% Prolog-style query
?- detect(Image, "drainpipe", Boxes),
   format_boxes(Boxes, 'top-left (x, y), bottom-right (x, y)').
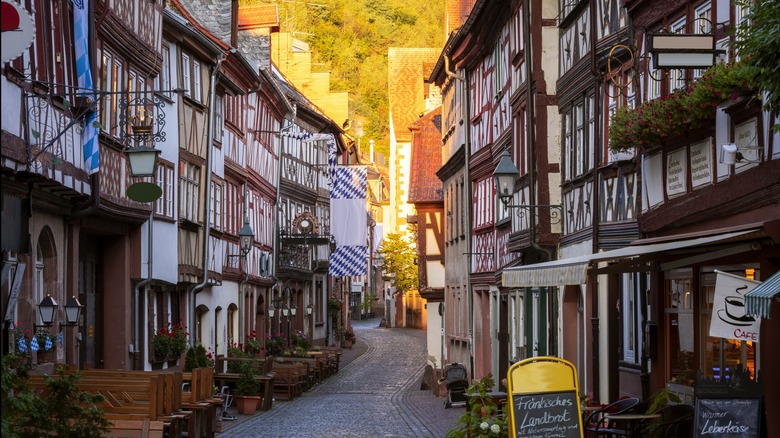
top-left (189, 53), bottom-right (223, 346)
top-left (588, 0), bottom-right (601, 403)
top-left (445, 53), bottom-right (473, 379)
top-left (133, 209), bottom-right (153, 369)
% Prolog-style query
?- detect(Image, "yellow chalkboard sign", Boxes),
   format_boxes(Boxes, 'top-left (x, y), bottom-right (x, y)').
top-left (507, 356), bottom-right (583, 438)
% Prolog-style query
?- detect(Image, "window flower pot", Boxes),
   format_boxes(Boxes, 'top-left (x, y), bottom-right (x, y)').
top-left (36, 348), bottom-right (56, 364)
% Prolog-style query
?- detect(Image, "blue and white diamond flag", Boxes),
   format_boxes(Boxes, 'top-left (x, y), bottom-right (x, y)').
top-left (17, 337), bottom-right (28, 353)
top-left (330, 166), bottom-right (367, 276)
top-left (30, 335), bottom-right (39, 352)
top-left (44, 335), bottom-right (53, 351)
top-left (57, 331), bottom-right (63, 347)
top-left (72, 0), bottom-right (99, 174)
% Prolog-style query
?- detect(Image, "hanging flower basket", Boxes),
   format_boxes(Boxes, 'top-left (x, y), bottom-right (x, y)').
top-left (609, 60), bottom-right (757, 152)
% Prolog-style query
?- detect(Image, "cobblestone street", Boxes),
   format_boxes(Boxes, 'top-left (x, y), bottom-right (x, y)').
top-left (218, 318), bottom-right (463, 437)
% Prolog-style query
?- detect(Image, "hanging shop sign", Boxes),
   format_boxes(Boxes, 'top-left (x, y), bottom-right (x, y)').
top-left (1, 1), bottom-right (35, 65)
top-left (710, 270), bottom-right (761, 342)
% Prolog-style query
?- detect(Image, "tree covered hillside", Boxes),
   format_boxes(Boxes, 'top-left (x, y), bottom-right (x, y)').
top-left (274, 0), bottom-right (445, 155)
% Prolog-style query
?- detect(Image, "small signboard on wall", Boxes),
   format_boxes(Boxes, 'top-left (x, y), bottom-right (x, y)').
top-left (695, 366), bottom-right (763, 438)
top-left (694, 398), bottom-right (760, 437)
top-left (507, 356), bottom-right (583, 438)
top-left (666, 147), bottom-right (688, 197)
top-left (690, 139), bottom-right (713, 189)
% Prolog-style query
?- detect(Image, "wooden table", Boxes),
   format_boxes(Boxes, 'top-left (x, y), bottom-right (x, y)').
top-left (604, 413), bottom-right (661, 437)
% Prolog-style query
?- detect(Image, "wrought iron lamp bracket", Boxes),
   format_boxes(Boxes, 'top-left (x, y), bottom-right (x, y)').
top-left (23, 87), bottom-right (180, 167)
top-left (504, 203), bottom-right (564, 225)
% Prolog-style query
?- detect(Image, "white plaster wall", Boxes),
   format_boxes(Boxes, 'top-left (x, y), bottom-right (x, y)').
top-left (426, 303), bottom-right (443, 369)
top-left (146, 220), bottom-right (178, 284)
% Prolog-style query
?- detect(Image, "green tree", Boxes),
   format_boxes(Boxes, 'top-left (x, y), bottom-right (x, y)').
top-left (276, 0), bottom-right (444, 152)
top-left (732, 0), bottom-right (780, 130)
top-left (377, 232), bottom-right (418, 295)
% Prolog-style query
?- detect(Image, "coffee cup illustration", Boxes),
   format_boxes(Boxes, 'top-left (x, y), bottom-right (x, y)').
top-left (725, 296), bottom-right (746, 319)
top-left (718, 295), bottom-right (755, 325)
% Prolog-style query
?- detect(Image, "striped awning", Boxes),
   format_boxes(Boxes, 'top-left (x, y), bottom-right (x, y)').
top-left (502, 256), bottom-right (591, 288)
top-left (745, 270), bottom-right (780, 319)
top-left (502, 229), bottom-right (761, 288)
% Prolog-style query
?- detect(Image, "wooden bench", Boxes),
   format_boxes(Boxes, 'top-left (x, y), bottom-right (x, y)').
top-left (286, 356), bottom-right (327, 383)
top-left (29, 371), bottom-right (182, 438)
top-left (318, 347), bottom-right (343, 373)
top-left (181, 368), bottom-right (221, 437)
top-left (269, 361), bottom-right (307, 400)
top-left (103, 418), bottom-right (165, 438)
top-left (310, 349), bottom-right (341, 376)
top-left (64, 368), bottom-right (194, 435)
top-left (275, 357), bottom-right (319, 390)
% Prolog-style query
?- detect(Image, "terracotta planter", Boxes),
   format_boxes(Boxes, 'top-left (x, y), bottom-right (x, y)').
top-left (235, 395), bottom-right (260, 414)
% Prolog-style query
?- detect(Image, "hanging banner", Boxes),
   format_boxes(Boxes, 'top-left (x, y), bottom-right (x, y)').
top-left (709, 270), bottom-right (761, 342)
top-left (330, 165), bottom-right (367, 276)
top-left (72, 0), bottom-right (99, 174)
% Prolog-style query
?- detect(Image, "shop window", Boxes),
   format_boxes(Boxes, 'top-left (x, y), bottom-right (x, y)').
top-left (664, 269), bottom-right (695, 386)
top-left (622, 272), bottom-right (647, 364)
top-left (700, 268), bottom-right (757, 382)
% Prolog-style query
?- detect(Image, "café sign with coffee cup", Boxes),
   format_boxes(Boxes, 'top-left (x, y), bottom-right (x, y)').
top-left (709, 270), bottom-right (761, 342)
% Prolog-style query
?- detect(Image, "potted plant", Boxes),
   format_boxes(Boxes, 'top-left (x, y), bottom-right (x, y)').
top-left (264, 332), bottom-right (284, 356)
top-left (290, 330), bottom-right (311, 350)
top-left (233, 361), bottom-right (261, 414)
top-left (244, 330), bottom-right (262, 356)
top-left (152, 326), bottom-right (171, 361)
top-left (227, 342), bottom-right (245, 373)
top-left (342, 327), bottom-right (355, 348)
top-left (446, 374), bottom-right (508, 437)
top-left (169, 323), bottom-right (189, 359)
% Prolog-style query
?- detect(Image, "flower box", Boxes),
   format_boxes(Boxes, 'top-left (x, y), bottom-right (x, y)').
top-left (609, 61), bottom-right (757, 152)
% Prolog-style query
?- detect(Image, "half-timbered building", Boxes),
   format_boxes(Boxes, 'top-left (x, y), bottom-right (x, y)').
top-left (274, 72), bottom-right (345, 348)
top-left (409, 107), bottom-right (445, 368)
top-left (429, 0), bottom-right (474, 378)
top-left (620, 0), bottom-right (780, 427)
top-left (165, 0), bottom-right (291, 361)
top-left (1, 0), bottom-right (166, 370)
top-left (432, 0), bottom-right (560, 385)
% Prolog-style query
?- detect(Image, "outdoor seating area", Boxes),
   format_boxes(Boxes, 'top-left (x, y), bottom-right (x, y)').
top-left (584, 397), bottom-right (694, 438)
top-left (214, 347), bottom-right (343, 407)
top-left (28, 366), bottom-right (222, 438)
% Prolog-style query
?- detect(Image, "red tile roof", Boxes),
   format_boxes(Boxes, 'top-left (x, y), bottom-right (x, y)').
top-left (388, 48), bottom-right (441, 143)
top-left (408, 107), bottom-right (443, 203)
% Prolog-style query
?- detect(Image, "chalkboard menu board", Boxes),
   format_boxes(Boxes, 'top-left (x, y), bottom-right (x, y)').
top-left (694, 398), bottom-right (760, 438)
top-left (511, 391), bottom-right (580, 438)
